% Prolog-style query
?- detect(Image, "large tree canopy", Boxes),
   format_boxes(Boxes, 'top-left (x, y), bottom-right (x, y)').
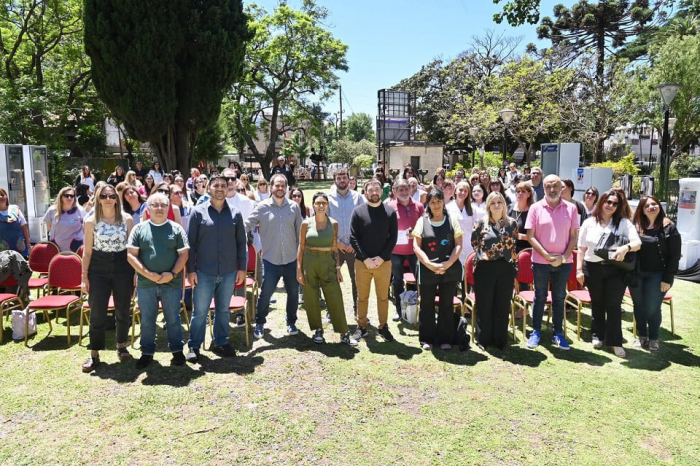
top-left (84, 0), bottom-right (251, 171)
top-left (229, 0), bottom-right (348, 179)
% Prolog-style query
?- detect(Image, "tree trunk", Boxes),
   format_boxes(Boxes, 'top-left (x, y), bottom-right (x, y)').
top-left (151, 124), bottom-right (191, 173)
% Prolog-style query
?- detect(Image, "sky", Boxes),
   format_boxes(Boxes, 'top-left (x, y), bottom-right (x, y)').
top-left (248, 0), bottom-right (562, 121)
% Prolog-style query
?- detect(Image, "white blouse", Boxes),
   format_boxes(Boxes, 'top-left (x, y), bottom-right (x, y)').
top-left (93, 221), bottom-right (128, 252)
top-left (578, 217), bottom-right (640, 262)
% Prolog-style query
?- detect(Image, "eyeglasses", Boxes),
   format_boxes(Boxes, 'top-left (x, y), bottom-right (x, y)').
top-left (605, 200), bottom-right (619, 207)
top-left (195, 181), bottom-right (203, 185)
top-left (172, 191), bottom-right (183, 196)
top-left (149, 203), bottom-right (168, 209)
top-left (259, 183), bottom-right (267, 187)
top-left (584, 192), bottom-right (594, 197)
top-left (237, 188), bottom-right (247, 193)
top-left (157, 189), bottom-right (170, 194)
top-left (314, 201), bottom-right (328, 206)
top-left (224, 176), bottom-right (236, 182)
top-left (99, 194), bottom-right (118, 200)
top-left (62, 194), bottom-right (75, 199)
top-left (292, 194), bottom-right (303, 199)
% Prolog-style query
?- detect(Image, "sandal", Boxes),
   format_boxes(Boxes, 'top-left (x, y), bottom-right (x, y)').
top-left (82, 356), bottom-right (100, 373)
top-left (117, 347), bottom-right (131, 360)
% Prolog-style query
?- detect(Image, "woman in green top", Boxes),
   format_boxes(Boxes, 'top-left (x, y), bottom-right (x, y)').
top-left (297, 192), bottom-right (357, 346)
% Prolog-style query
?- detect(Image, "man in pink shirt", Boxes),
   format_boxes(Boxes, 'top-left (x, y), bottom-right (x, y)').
top-left (525, 174), bottom-right (580, 350)
top-left (388, 178), bottom-right (424, 321)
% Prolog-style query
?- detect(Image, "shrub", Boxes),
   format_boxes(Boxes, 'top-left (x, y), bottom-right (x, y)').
top-left (591, 153), bottom-right (639, 178)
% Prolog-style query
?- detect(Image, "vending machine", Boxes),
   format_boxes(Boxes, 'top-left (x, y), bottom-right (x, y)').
top-left (541, 143), bottom-right (581, 179)
top-left (0, 144), bottom-right (50, 243)
top-left (572, 167), bottom-right (613, 202)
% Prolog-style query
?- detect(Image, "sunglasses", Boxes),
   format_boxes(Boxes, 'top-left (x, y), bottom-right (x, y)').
top-left (584, 192), bottom-right (594, 196)
top-left (314, 201), bottom-right (328, 206)
top-left (99, 194), bottom-right (118, 200)
top-left (195, 181), bottom-right (203, 185)
top-left (172, 191), bottom-right (183, 195)
top-left (237, 188), bottom-right (247, 193)
top-left (157, 189), bottom-right (170, 194)
top-left (605, 200), bottom-right (619, 207)
top-left (62, 194), bottom-right (75, 199)
top-left (259, 183), bottom-right (267, 187)
top-left (292, 194), bottom-right (303, 198)
top-left (224, 176), bottom-right (236, 182)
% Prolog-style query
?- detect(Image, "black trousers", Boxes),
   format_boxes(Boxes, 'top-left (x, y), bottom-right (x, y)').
top-left (584, 261), bottom-right (626, 346)
top-left (419, 280), bottom-right (458, 345)
top-left (474, 259), bottom-right (516, 348)
top-left (87, 250), bottom-right (135, 350)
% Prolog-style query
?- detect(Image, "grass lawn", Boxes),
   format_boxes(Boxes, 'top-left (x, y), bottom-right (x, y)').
top-left (1, 180), bottom-right (699, 465)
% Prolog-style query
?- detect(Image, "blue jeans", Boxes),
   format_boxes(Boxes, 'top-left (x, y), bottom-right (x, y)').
top-left (391, 253), bottom-right (417, 313)
top-left (188, 271), bottom-right (238, 349)
top-left (629, 271), bottom-right (665, 340)
top-left (256, 259), bottom-right (298, 326)
top-left (532, 262), bottom-right (571, 334)
top-left (137, 285), bottom-right (184, 356)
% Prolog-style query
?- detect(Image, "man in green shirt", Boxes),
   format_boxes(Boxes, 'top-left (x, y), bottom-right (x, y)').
top-left (127, 192), bottom-right (190, 369)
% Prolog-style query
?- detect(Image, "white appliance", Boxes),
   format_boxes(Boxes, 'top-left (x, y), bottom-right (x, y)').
top-left (572, 167), bottom-right (613, 202)
top-left (674, 178), bottom-right (700, 270)
top-left (0, 144), bottom-right (50, 243)
top-left (541, 143), bottom-right (580, 179)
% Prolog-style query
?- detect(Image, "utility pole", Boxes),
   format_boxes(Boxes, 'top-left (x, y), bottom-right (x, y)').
top-left (339, 85), bottom-right (344, 138)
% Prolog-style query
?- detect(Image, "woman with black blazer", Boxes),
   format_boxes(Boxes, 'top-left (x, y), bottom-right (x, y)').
top-left (629, 195), bottom-right (681, 351)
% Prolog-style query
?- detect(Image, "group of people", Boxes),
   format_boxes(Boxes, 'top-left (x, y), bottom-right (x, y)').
top-left (0, 157), bottom-right (681, 372)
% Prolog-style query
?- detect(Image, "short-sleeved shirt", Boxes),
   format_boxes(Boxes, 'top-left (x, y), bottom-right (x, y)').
top-left (43, 207), bottom-right (85, 252)
top-left (578, 217), bottom-right (640, 263)
top-left (525, 198), bottom-right (580, 264)
top-left (412, 214), bottom-right (464, 242)
top-left (127, 219), bottom-right (189, 289)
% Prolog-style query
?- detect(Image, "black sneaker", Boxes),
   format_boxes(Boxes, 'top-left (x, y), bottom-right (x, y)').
top-left (341, 331), bottom-right (359, 347)
top-left (378, 325), bottom-right (395, 342)
top-left (186, 348), bottom-right (200, 364)
top-left (171, 351), bottom-right (186, 366)
top-left (135, 355), bottom-right (153, 369)
top-left (313, 329), bottom-right (325, 344)
top-left (212, 343), bottom-right (236, 357)
top-left (234, 313), bottom-right (246, 328)
top-left (351, 326), bottom-right (368, 342)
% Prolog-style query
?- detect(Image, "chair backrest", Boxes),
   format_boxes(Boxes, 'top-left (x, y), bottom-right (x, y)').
top-left (515, 249), bottom-right (534, 285)
top-left (246, 244), bottom-right (257, 275)
top-left (47, 253), bottom-right (83, 291)
top-left (567, 250), bottom-right (580, 291)
top-left (76, 244), bottom-right (85, 257)
top-left (0, 275), bottom-right (18, 287)
top-left (465, 252), bottom-right (476, 286)
top-left (29, 242), bottom-right (60, 274)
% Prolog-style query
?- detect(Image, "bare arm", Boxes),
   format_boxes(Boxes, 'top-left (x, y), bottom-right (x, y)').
top-left (296, 222), bottom-right (308, 285)
top-left (81, 217), bottom-right (95, 293)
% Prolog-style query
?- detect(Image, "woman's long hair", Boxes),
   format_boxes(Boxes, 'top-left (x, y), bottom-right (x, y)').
top-left (591, 189), bottom-right (629, 228)
top-left (633, 195), bottom-right (667, 231)
top-left (94, 184), bottom-right (124, 225)
top-left (484, 192), bottom-right (507, 224)
top-left (425, 188), bottom-right (447, 219)
top-left (53, 186), bottom-right (77, 223)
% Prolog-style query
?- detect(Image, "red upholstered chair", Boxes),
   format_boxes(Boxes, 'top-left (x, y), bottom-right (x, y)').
top-left (208, 280), bottom-right (249, 346)
top-left (75, 244), bottom-right (85, 258)
top-left (0, 276), bottom-right (25, 343)
top-left (25, 252), bottom-right (83, 345)
top-left (131, 276), bottom-right (191, 347)
top-left (245, 244), bottom-right (259, 320)
top-left (464, 252), bottom-right (477, 338)
top-left (27, 242), bottom-right (60, 298)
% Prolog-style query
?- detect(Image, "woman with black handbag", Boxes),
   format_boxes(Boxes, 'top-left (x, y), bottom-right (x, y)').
top-left (576, 189), bottom-right (641, 357)
top-left (629, 195), bottom-right (681, 351)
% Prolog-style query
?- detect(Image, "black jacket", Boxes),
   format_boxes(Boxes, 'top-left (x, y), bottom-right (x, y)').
top-left (637, 221), bottom-right (681, 285)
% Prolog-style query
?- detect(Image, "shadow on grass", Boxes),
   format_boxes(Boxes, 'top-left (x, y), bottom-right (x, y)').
top-left (245, 328), bottom-right (359, 361)
top-left (364, 331), bottom-right (422, 360)
top-left (492, 345), bottom-right (548, 367)
top-left (622, 341), bottom-right (700, 371)
top-left (429, 346), bottom-right (489, 366)
top-left (545, 342), bottom-right (613, 366)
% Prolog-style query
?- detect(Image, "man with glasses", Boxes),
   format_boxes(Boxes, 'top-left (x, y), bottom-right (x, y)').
top-left (528, 167), bottom-right (544, 201)
top-left (127, 192), bottom-right (190, 369)
top-left (246, 174), bottom-right (303, 339)
top-left (524, 174), bottom-right (580, 350)
top-left (387, 178), bottom-right (424, 321)
top-left (328, 168), bottom-right (365, 320)
top-left (185, 175), bottom-right (247, 362)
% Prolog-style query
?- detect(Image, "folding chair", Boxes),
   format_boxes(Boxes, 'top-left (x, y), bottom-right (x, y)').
top-left (131, 278), bottom-right (191, 346)
top-left (208, 280), bottom-right (250, 346)
top-left (27, 242), bottom-right (60, 298)
top-left (0, 276), bottom-right (25, 343)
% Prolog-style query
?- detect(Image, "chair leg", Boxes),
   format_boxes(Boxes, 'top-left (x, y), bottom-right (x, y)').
top-left (577, 303), bottom-right (582, 341)
top-left (669, 298), bottom-right (675, 336)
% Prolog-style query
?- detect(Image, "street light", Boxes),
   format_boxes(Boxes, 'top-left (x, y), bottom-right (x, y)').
top-left (499, 108), bottom-right (515, 166)
top-left (657, 83), bottom-right (681, 201)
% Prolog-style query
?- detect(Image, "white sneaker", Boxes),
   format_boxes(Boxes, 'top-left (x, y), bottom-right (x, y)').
top-left (591, 336), bottom-right (603, 349)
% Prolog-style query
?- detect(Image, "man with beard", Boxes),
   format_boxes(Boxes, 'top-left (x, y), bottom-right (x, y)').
top-left (349, 179), bottom-right (398, 343)
top-left (327, 168), bottom-right (364, 319)
top-left (246, 174), bottom-right (303, 339)
top-left (525, 174), bottom-right (580, 350)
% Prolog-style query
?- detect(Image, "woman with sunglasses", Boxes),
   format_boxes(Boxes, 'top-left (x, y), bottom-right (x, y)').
top-left (583, 187), bottom-right (599, 215)
top-left (149, 162), bottom-right (164, 184)
top-left (124, 170), bottom-right (142, 188)
top-left (289, 187), bottom-right (310, 219)
top-left (81, 184), bottom-right (135, 372)
top-left (629, 195), bottom-right (681, 351)
top-left (191, 176), bottom-right (207, 204)
top-left (297, 192), bottom-right (356, 345)
top-left (141, 182), bottom-right (182, 226)
top-left (577, 189), bottom-right (641, 358)
top-left (42, 186), bottom-right (85, 252)
top-left (255, 178), bottom-right (270, 202)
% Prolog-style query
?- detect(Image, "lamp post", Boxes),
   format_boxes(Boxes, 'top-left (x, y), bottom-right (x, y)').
top-left (499, 108), bottom-right (515, 167)
top-left (657, 83), bottom-right (681, 201)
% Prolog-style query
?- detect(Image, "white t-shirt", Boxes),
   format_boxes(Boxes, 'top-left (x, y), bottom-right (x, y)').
top-left (446, 200), bottom-right (474, 264)
top-left (578, 217), bottom-right (640, 262)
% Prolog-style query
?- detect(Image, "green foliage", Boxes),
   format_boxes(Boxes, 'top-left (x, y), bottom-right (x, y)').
top-left (84, 0), bottom-right (251, 172)
top-left (193, 119), bottom-right (227, 163)
top-left (48, 150), bottom-right (71, 196)
top-left (493, 0), bottom-right (543, 25)
top-left (76, 124), bottom-right (106, 157)
top-left (353, 154), bottom-right (374, 169)
top-left (228, 1), bottom-right (348, 179)
top-left (282, 132), bottom-right (310, 166)
top-left (591, 154), bottom-right (640, 178)
top-left (344, 113), bottom-right (375, 142)
top-left (329, 138), bottom-right (375, 166)
top-left (671, 153), bottom-right (700, 178)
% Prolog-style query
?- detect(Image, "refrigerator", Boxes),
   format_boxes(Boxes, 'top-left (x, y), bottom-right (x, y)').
top-left (0, 144), bottom-right (50, 243)
top-left (573, 167), bottom-right (613, 202)
top-left (541, 143), bottom-right (580, 179)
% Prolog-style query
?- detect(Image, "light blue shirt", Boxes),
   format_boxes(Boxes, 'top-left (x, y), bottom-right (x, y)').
top-left (328, 189), bottom-right (364, 245)
top-left (245, 197), bottom-right (302, 265)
